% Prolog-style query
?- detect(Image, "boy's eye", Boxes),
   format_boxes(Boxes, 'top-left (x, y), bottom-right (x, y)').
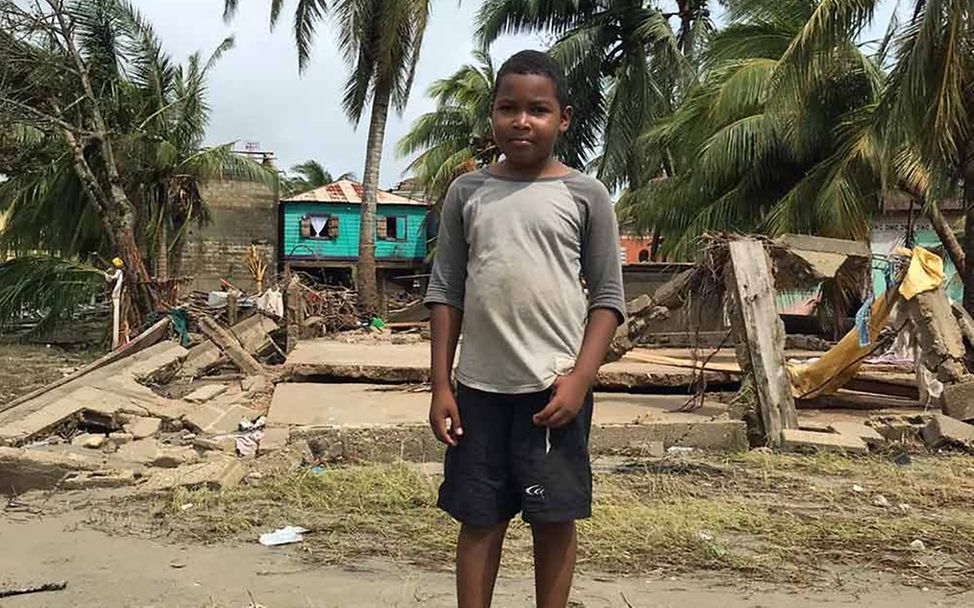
top-left (531, 105), bottom-right (550, 114)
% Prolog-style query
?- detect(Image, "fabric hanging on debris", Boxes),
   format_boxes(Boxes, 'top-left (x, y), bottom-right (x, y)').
top-left (854, 293), bottom-right (875, 347)
top-left (788, 246), bottom-right (946, 400)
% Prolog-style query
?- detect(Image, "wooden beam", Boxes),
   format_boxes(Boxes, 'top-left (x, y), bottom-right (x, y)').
top-left (726, 238), bottom-right (798, 447)
top-left (198, 315), bottom-right (263, 375)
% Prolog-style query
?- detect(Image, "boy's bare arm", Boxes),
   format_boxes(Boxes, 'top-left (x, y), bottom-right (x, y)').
top-left (533, 308), bottom-right (619, 428)
top-left (429, 303), bottom-right (464, 445)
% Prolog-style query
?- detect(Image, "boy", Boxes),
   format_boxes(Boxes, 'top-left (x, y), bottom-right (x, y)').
top-left (424, 50), bottom-right (625, 608)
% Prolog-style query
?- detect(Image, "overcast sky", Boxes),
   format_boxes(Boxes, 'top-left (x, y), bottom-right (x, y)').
top-left (139, 1), bottom-right (899, 190)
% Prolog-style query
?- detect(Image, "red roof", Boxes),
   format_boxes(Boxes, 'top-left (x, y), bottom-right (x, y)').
top-left (282, 179), bottom-right (428, 206)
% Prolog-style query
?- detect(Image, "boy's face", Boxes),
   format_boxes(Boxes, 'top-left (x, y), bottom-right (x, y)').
top-left (491, 73), bottom-right (571, 168)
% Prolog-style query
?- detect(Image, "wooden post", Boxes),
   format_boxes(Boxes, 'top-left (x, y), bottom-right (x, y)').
top-left (285, 276), bottom-right (304, 354)
top-left (226, 290), bottom-right (239, 326)
top-left (726, 239), bottom-right (798, 447)
top-left (198, 315), bottom-right (263, 375)
top-left (909, 287), bottom-right (969, 385)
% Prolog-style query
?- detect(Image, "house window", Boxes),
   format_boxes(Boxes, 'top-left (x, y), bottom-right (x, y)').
top-left (378, 215), bottom-right (407, 241)
top-left (300, 214), bottom-right (339, 240)
top-left (638, 249), bottom-right (650, 262)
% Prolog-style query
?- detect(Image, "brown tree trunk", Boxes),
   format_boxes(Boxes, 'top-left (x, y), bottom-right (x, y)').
top-left (926, 199), bottom-right (965, 273)
top-left (963, 161), bottom-right (974, 314)
top-left (356, 84), bottom-right (391, 316)
top-left (156, 217), bottom-right (168, 280)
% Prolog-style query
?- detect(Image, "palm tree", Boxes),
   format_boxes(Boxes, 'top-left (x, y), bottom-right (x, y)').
top-left (226, 0), bottom-right (431, 315)
top-left (476, 0), bottom-right (711, 190)
top-left (396, 50), bottom-right (498, 208)
top-left (283, 160), bottom-right (355, 196)
top-left (0, 0), bottom-right (275, 330)
top-left (618, 0), bottom-right (885, 257)
top-left (767, 0), bottom-right (974, 308)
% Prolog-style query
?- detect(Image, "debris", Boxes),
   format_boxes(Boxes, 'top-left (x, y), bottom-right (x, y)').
top-left (184, 394), bottom-right (259, 435)
top-left (116, 439), bottom-right (197, 468)
top-left (198, 315), bottom-right (263, 375)
top-left (941, 380), bottom-right (974, 422)
top-left (257, 287), bottom-right (284, 318)
top-left (908, 288), bottom-right (968, 384)
top-left (0, 581), bottom-right (67, 599)
top-left (259, 525), bottom-right (309, 547)
top-left (780, 429), bottom-right (868, 454)
top-left (138, 457), bottom-right (245, 492)
top-left (170, 562), bottom-right (186, 569)
top-left (666, 446), bottom-right (694, 455)
top-left (242, 375), bottom-right (269, 395)
top-left (852, 484), bottom-right (865, 493)
top-left (71, 433), bottom-right (106, 449)
top-left (898, 503), bottom-right (913, 514)
top-left (909, 539), bottom-right (926, 551)
top-left (258, 427), bottom-right (290, 454)
top-left (62, 469), bottom-right (137, 490)
top-left (921, 414), bottom-right (974, 450)
top-left (123, 416), bottom-right (161, 440)
top-left (184, 384), bottom-right (229, 404)
top-left (108, 432), bottom-right (134, 445)
top-left (726, 238), bottom-right (798, 446)
top-left (873, 494), bottom-right (890, 508)
top-left (827, 421), bottom-right (887, 448)
top-left (192, 436), bottom-right (237, 453)
top-left (0, 446), bottom-right (99, 493)
top-left (236, 430), bottom-right (263, 458)
top-left (239, 416), bottom-right (266, 432)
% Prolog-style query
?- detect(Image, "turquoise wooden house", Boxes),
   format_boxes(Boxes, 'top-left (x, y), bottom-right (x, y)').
top-left (279, 180), bottom-right (429, 282)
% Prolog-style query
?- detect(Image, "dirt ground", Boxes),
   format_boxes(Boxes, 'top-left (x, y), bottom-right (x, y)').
top-left (0, 343), bottom-right (101, 403)
top-left (1, 509), bottom-right (970, 608)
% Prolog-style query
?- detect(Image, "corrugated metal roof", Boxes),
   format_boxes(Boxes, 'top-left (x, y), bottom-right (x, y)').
top-left (282, 179), bottom-right (428, 206)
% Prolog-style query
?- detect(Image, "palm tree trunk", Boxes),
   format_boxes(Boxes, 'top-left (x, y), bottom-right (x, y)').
top-left (156, 218), bottom-right (169, 280)
top-left (926, 199), bottom-right (964, 273)
top-left (963, 160), bottom-right (974, 313)
top-left (356, 84), bottom-right (391, 316)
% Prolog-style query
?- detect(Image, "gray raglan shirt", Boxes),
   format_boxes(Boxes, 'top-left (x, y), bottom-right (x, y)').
top-left (424, 169), bottom-right (626, 394)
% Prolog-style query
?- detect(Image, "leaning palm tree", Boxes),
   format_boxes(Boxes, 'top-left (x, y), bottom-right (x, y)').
top-left (768, 0), bottom-right (974, 308)
top-left (476, 0), bottom-right (710, 190)
top-left (225, 0), bottom-right (431, 315)
top-left (619, 0), bottom-right (885, 257)
top-left (396, 50), bottom-right (498, 208)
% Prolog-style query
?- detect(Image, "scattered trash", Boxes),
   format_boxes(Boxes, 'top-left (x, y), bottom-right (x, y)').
top-left (170, 561), bottom-right (186, 569)
top-left (897, 503), bottom-right (913, 514)
top-left (666, 446), bottom-right (695, 455)
top-left (239, 416), bottom-right (267, 432)
top-left (180, 503), bottom-right (195, 511)
top-left (873, 495), bottom-right (890, 508)
top-left (852, 484), bottom-right (865, 493)
top-left (257, 287), bottom-right (284, 318)
top-left (259, 526), bottom-right (309, 547)
top-left (697, 531), bottom-right (714, 542)
top-left (236, 431), bottom-right (264, 458)
top-left (909, 539), bottom-right (926, 551)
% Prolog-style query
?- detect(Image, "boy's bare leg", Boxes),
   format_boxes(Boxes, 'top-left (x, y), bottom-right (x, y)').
top-left (532, 521), bottom-right (577, 608)
top-left (457, 521), bottom-right (509, 608)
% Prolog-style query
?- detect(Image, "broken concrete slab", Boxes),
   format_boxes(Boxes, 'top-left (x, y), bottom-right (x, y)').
top-left (922, 414), bottom-right (974, 449)
top-left (827, 421), bottom-right (887, 448)
top-left (942, 381), bottom-right (974, 422)
top-left (0, 446), bottom-right (101, 493)
top-left (184, 384), bottom-right (229, 404)
top-left (126, 341), bottom-right (190, 385)
top-left (192, 436), bottom-right (237, 453)
top-left (0, 385), bottom-right (143, 446)
top-left (183, 391), bottom-right (257, 435)
top-left (138, 457), bottom-right (245, 492)
top-left (259, 427), bottom-right (290, 454)
top-left (62, 469), bottom-right (137, 490)
top-left (123, 416), bottom-right (161, 440)
top-left (116, 439), bottom-right (198, 468)
top-left (282, 341), bottom-right (739, 389)
top-left (71, 433), bottom-right (106, 449)
top-left (108, 432), bottom-right (133, 446)
top-left (780, 429), bottom-right (868, 454)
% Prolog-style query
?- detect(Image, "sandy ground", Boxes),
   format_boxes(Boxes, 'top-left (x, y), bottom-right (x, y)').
top-left (1, 510), bottom-right (970, 608)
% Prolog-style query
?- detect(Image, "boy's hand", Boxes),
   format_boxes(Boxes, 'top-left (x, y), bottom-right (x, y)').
top-left (429, 387), bottom-right (463, 446)
top-left (533, 373), bottom-right (589, 428)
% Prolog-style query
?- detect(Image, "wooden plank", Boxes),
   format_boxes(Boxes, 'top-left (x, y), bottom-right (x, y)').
top-left (726, 239), bottom-right (798, 446)
top-left (198, 316), bottom-right (263, 376)
top-left (0, 318), bottom-right (170, 415)
top-left (624, 352), bottom-right (743, 374)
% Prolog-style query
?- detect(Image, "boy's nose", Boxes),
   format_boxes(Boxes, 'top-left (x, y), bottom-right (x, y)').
top-left (512, 112), bottom-right (530, 128)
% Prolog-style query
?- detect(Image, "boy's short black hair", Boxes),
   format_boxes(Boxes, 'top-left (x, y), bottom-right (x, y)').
top-left (492, 50), bottom-right (570, 109)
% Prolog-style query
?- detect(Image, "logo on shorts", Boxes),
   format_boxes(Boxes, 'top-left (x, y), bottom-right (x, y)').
top-left (525, 484), bottom-right (545, 498)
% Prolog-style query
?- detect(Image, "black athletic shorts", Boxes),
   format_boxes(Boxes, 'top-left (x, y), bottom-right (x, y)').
top-left (437, 382), bottom-right (594, 527)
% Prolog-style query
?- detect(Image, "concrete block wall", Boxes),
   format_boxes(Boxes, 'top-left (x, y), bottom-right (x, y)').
top-left (177, 179), bottom-right (278, 292)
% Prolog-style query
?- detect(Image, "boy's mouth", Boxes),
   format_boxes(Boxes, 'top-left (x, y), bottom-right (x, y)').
top-left (508, 137), bottom-right (533, 147)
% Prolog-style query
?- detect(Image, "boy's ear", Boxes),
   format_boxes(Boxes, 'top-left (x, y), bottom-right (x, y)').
top-left (560, 104), bottom-right (573, 133)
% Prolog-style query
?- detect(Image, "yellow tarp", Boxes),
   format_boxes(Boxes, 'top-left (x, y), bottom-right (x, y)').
top-left (788, 246), bottom-right (944, 399)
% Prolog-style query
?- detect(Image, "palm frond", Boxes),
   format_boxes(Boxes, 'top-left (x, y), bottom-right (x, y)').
top-left (0, 255), bottom-right (105, 335)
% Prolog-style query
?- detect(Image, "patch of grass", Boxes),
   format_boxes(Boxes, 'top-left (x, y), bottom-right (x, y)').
top-left (95, 452), bottom-right (974, 589)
